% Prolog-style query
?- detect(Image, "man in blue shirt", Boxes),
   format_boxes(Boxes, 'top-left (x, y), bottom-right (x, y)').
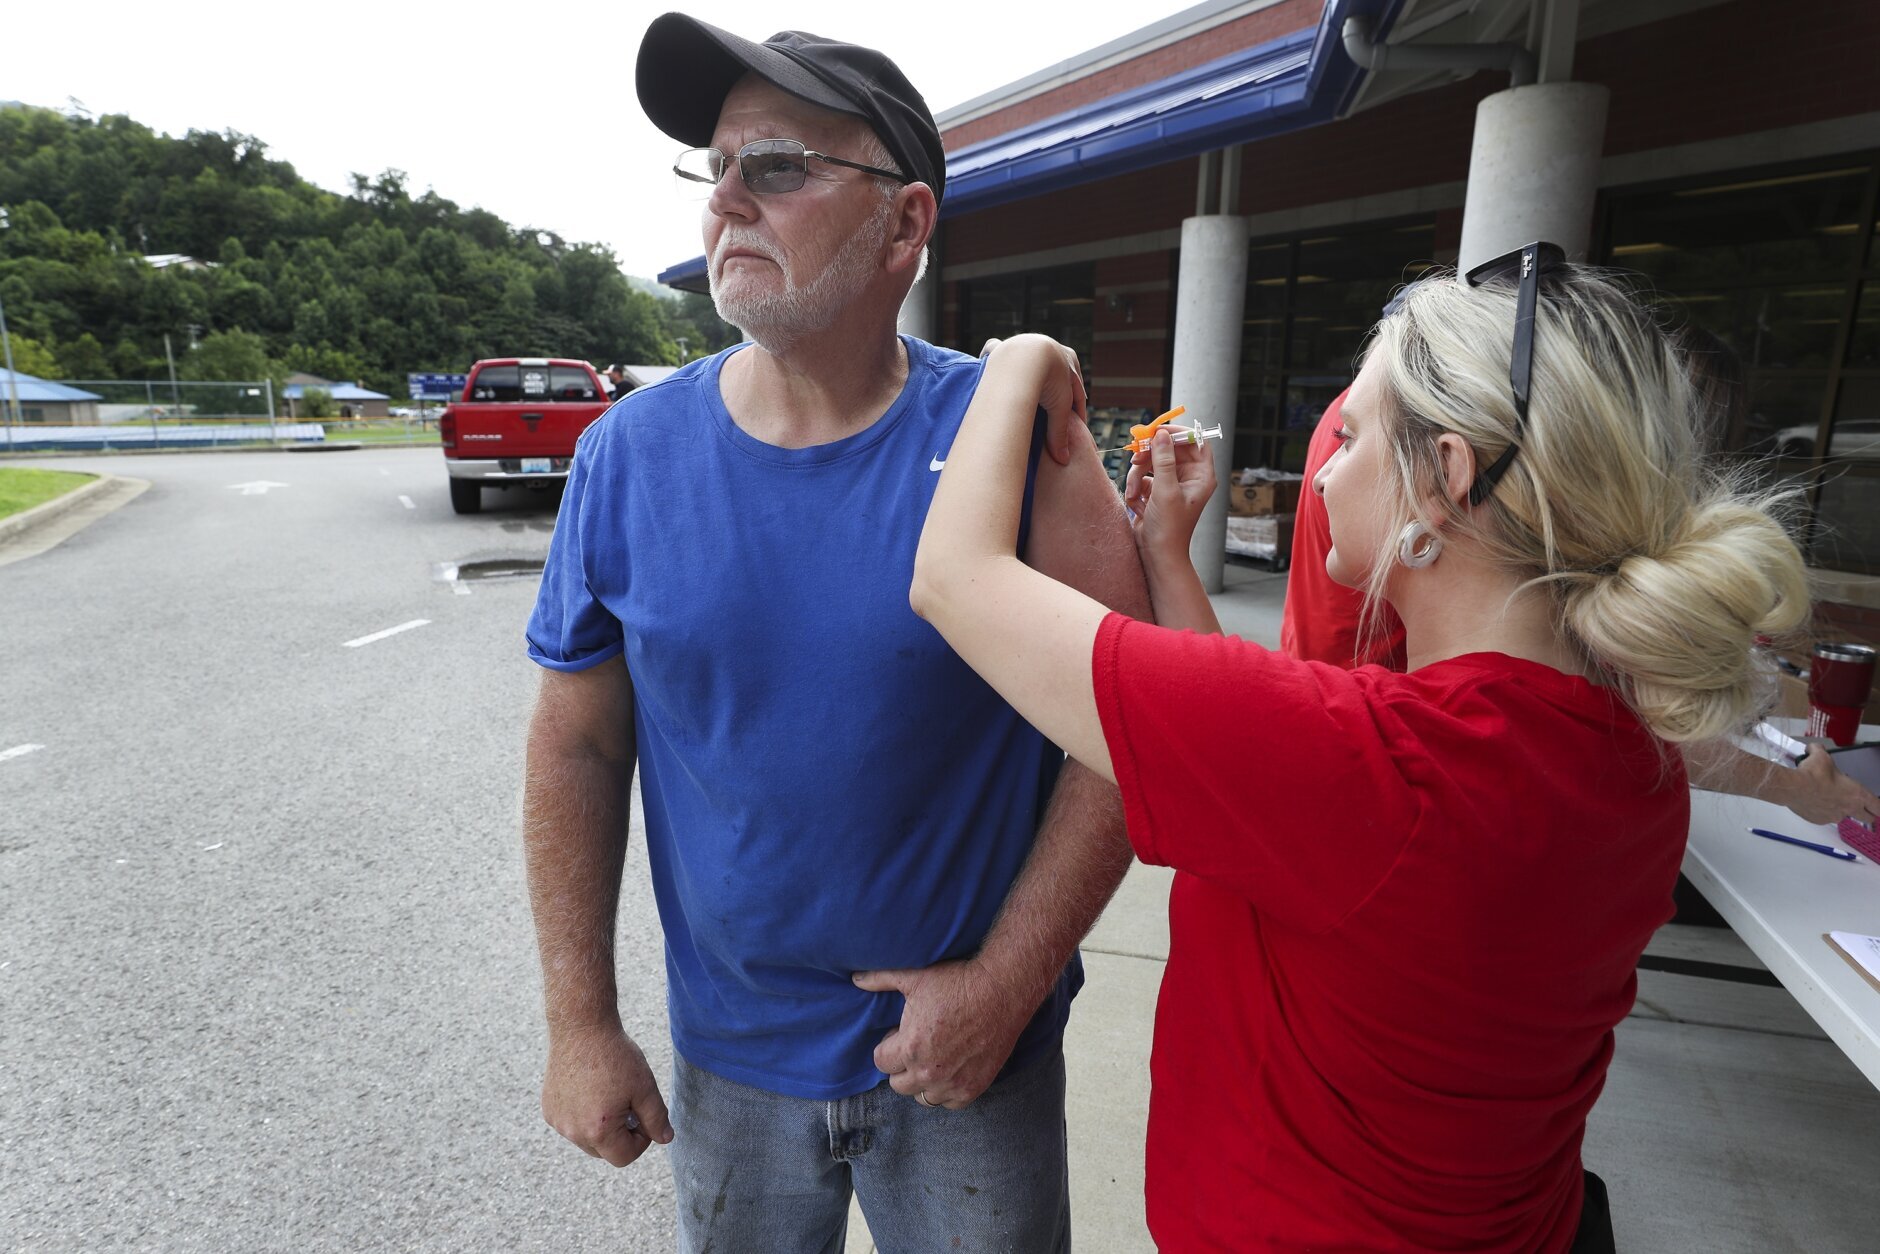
top-left (522, 15), bottom-right (1150, 1252)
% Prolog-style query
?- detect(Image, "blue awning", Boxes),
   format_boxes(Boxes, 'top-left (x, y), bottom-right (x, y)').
top-left (660, 0), bottom-right (1398, 292)
top-left (659, 255), bottom-right (708, 291)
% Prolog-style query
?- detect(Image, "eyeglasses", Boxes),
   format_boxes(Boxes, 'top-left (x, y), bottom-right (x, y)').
top-left (1460, 241), bottom-right (1566, 506)
top-left (673, 139), bottom-right (909, 198)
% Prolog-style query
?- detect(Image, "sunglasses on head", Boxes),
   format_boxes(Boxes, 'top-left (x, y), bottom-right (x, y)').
top-left (1381, 241), bottom-right (1568, 507)
top-left (673, 138), bottom-right (909, 198)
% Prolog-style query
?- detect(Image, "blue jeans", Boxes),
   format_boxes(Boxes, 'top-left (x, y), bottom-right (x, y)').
top-left (667, 1043), bottom-right (1071, 1254)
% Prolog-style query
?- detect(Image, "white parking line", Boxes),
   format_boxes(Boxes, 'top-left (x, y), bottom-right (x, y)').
top-left (0, 743), bottom-right (45, 763)
top-left (399, 495), bottom-right (416, 510)
top-left (342, 619), bottom-right (431, 649)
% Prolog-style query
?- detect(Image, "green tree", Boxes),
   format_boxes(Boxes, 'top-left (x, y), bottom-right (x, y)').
top-left (182, 328), bottom-right (272, 381)
top-left (299, 386), bottom-right (335, 418)
top-left (281, 344), bottom-right (369, 386)
top-left (55, 332), bottom-right (111, 379)
top-left (2, 333), bottom-right (60, 377)
top-left (109, 337), bottom-right (155, 379)
top-left (648, 288), bottom-right (740, 361)
top-left (0, 105), bottom-right (697, 395)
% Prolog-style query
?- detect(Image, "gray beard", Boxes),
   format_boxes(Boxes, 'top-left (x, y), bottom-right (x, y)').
top-left (710, 201), bottom-right (891, 351)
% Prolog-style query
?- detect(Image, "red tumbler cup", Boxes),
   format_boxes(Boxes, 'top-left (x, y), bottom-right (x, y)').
top-left (1808, 642), bottom-right (1876, 746)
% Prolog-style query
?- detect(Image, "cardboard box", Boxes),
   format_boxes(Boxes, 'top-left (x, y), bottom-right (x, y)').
top-left (1225, 512), bottom-right (1295, 559)
top-left (1228, 479), bottom-right (1303, 517)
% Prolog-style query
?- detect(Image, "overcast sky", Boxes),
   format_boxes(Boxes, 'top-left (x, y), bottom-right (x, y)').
top-left (6, 0), bottom-right (1164, 281)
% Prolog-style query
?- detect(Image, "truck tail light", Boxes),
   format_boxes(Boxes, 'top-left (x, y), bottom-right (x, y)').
top-left (439, 409), bottom-right (456, 449)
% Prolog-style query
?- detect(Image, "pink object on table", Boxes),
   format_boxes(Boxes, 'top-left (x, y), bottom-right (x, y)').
top-left (1836, 816), bottom-right (1880, 862)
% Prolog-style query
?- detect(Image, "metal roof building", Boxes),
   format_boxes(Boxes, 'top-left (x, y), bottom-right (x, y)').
top-left (0, 369), bottom-right (103, 424)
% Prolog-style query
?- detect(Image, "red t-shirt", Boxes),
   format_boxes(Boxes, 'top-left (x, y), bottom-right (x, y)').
top-left (1092, 614), bottom-right (1687, 1252)
top-left (1280, 392), bottom-right (1407, 670)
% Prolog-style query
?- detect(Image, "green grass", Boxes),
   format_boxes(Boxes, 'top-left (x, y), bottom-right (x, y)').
top-left (0, 467), bottom-right (95, 520)
top-left (322, 421), bottom-right (440, 445)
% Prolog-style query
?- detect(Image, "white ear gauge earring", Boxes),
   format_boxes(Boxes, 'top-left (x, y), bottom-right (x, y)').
top-left (1398, 521), bottom-right (1444, 569)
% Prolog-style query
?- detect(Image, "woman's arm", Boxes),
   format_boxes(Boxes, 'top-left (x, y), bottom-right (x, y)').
top-left (911, 336), bottom-right (1116, 782)
top-left (1683, 739), bottom-right (1880, 826)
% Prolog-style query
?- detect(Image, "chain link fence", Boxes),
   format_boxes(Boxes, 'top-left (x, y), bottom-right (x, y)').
top-left (0, 378), bottom-right (315, 452)
top-left (62, 378), bottom-right (279, 422)
top-left (0, 379), bottom-right (385, 453)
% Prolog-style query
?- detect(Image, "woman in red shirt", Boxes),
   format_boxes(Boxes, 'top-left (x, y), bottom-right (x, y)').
top-left (904, 256), bottom-right (1809, 1251)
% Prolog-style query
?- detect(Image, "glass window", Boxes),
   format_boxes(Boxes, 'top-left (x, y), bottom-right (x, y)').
top-left (549, 365), bottom-right (600, 401)
top-left (1236, 241), bottom-right (1292, 459)
top-left (961, 276), bottom-right (1023, 353)
top-left (1810, 468), bottom-right (1880, 573)
top-left (1742, 375), bottom-right (1832, 458)
top-left (959, 264), bottom-right (1095, 371)
top-left (1605, 163), bottom-right (1874, 464)
top-left (1026, 269), bottom-right (1094, 372)
top-left (1606, 159), bottom-right (1880, 569)
top-left (1608, 167), bottom-right (1868, 288)
top-left (469, 365), bottom-right (521, 402)
top-left (1233, 219), bottom-right (1436, 472)
top-left (1829, 376), bottom-right (1880, 461)
top-left (1850, 282), bottom-right (1880, 369)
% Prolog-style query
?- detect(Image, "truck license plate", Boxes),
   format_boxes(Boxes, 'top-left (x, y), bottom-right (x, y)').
top-left (521, 458), bottom-right (551, 474)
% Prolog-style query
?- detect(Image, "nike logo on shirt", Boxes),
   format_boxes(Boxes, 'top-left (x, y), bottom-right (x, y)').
top-left (930, 456), bottom-right (946, 471)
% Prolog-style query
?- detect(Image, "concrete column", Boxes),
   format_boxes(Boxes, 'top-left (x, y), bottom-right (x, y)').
top-left (1170, 214), bottom-right (1250, 593)
top-left (1458, 82), bottom-right (1610, 270)
top-left (897, 250), bottom-right (939, 342)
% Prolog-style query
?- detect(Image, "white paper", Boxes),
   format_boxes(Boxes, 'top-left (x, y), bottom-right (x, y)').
top-left (1829, 931), bottom-right (1880, 985)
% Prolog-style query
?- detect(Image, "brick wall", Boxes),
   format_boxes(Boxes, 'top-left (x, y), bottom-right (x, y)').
top-left (1589, 0), bottom-right (1880, 159)
top-left (1091, 251), bottom-right (1178, 412)
top-left (941, 0), bottom-right (1324, 151)
top-left (942, 160), bottom-right (1195, 268)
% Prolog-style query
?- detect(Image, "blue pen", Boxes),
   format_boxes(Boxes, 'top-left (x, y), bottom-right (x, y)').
top-left (1748, 827), bottom-right (1859, 862)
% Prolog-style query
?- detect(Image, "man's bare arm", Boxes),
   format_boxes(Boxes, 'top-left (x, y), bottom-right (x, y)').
top-left (524, 658), bottom-right (673, 1163)
top-left (858, 415), bottom-right (1147, 1107)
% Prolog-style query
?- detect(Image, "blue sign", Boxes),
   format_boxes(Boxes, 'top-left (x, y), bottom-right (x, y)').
top-left (407, 372), bottom-right (467, 400)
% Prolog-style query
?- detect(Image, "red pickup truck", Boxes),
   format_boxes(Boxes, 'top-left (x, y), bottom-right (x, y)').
top-left (438, 358), bottom-right (614, 514)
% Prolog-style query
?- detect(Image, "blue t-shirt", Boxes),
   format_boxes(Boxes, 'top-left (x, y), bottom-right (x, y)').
top-left (526, 336), bottom-right (1079, 1099)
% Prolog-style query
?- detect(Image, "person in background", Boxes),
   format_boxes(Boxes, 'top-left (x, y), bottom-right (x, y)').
top-left (908, 252), bottom-right (1812, 1250)
top-left (604, 363), bottom-right (630, 399)
top-left (1278, 388), bottom-right (1405, 671)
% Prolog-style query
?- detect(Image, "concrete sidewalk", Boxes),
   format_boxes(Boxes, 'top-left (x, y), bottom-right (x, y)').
top-left (847, 560), bottom-right (1880, 1252)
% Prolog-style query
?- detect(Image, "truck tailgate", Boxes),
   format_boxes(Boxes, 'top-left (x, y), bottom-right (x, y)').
top-left (446, 402), bottom-right (610, 458)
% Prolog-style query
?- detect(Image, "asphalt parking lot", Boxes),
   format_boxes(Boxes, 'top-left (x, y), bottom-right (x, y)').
top-left (1, 448), bottom-right (682, 1251)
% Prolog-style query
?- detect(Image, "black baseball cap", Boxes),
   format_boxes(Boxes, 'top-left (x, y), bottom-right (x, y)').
top-left (636, 13), bottom-right (947, 206)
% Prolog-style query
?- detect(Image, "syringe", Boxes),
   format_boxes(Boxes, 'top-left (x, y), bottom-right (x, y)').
top-left (1101, 422), bottom-right (1223, 456)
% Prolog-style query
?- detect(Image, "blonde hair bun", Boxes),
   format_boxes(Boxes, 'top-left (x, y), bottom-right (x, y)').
top-left (1373, 266), bottom-right (1811, 744)
top-left (1562, 497), bottom-right (1807, 743)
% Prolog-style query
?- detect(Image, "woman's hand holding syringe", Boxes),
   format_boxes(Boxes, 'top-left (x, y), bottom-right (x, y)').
top-left (1098, 406), bottom-right (1224, 457)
